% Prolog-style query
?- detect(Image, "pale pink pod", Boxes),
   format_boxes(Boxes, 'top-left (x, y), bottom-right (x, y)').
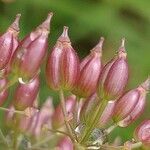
top-left (98, 58), bottom-right (115, 99)
top-left (113, 89), bottom-right (140, 122)
top-left (7, 14), bottom-right (20, 52)
top-left (118, 93), bottom-right (146, 127)
top-left (98, 38), bottom-right (128, 100)
top-left (13, 75), bottom-right (40, 110)
top-left (134, 120), bottom-right (150, 147)
top-left (46, 26), bottom-right (79, 91)
top-left (0, 14), bottom-right (20, 71)
top-left (52, 95), bottom-right (76, 129)
top-left (73, 37), bottom-right (104, 98)
top-left (118, 77), bottom-right (150, 127)
top-left (12, 13), bottom-right (53, 81)
top-left (3, 14), bottom-right (20, 76)
top-left (57, 136), bottom-right (73, 150)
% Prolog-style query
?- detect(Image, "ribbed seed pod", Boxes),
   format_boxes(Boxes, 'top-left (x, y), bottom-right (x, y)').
top-left (118, 77), bottom-right (150, 127)
top-left (3, 14), bottom-right (21, 76)
top-left (11, 13), bottom-right (53, 81)
top-left (98, 38), bottom-right (128, 100)
top-left (73, 37), bottom-right (104, 98)
top-left (0, 14), bottom-right (20, 73)
top-left (46, 26), bottom-right (79, 91)
top-left (134, 120), bottom-right (150, 147)
top-left (113, 89), bottom-right (140, 122)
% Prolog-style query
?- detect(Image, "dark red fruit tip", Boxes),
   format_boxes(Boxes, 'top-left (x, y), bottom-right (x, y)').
top-left (58, 26), bottom-right (70, 43)
top-left (91, 37), bottom-right (104, 53)
top-left (8, 13), bottom-right (21, 33)
top-left (38, 12), bottom-right (53, 31)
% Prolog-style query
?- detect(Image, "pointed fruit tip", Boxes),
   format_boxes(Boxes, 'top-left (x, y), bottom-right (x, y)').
top-left (141, 76), bottom-right (150, 91)
top-left (121, 37), bottom-right (125, 48)
top-left (98, 37), bottom-right (104, 48)
top-left (38, 12), bottom-right (53, 31)
top-left (58, 26), bottom-right (70, 43)
top-left (9, 13), bottom-right (21, 32)
top-left (118, 37), bottom-right (127, 58)
top-left (62, 26), bottom-right (69, 37)
top-left (92, 36), bottom-right (104, 53)
top-left (119, 37), bottom-right (126, 52)
top-left (46, 12), bottom-right (53, 24)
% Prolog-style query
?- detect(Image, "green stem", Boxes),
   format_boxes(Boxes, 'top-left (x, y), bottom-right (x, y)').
top-left (48, 128), bottom-right (70, 137)
top-left (0, 107), bottom-right (25, 115)
top-left (105, 124), bottom-right (118, 134)
top-left (12, 113), bottom-right (21, 150)
top-left (73, 97), bottom-right (80, 128)
top-left (59, 89), bottom-right (76, 142)
top-left (12, 132), bottom-right (18, 150)
top-left (80, 99), bottom-right (108, 144)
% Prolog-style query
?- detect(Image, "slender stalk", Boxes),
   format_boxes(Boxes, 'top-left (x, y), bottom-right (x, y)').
top-left (105, 124), bottom-right (118, 134)
top-left (59, 89), bottom-right (75, 141)
top-left (12, 113), bottom-right (21, 150)
top-left (73, 96), bottom-right (81, 128)
top-left (80, 99), bottom-right (108, 144)
top-left (0, 107), bottom-right (25, 115)
top-left (12, 129), bottom-right (20, 150)
top-left (48, 128), bottom-right (70, 137)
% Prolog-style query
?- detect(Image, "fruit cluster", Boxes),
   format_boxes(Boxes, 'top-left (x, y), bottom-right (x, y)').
top-left (0, 12), bottom-right (149, 150)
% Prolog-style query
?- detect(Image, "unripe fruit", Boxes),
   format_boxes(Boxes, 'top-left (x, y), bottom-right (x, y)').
top-left (118, 77), bottom-right (150, 127)
top-left (134, 120), bottom-right (150, 147)
top-left (98, 38), bottom-right (128, 100)
top-left (12, 13), bottom-right (53, 81)
top-left (113, 78), bottom-right (150, 122)
top-left (46, 26), bottom-right (79, 91)
top-left (73, 37), bottom-right (104, 98)
top-left (13, 75), bottom-right (40, 110)
top-left (0, 14), bottom-right (20, 73)
top-left (113, 89), bottom-right (140, 122)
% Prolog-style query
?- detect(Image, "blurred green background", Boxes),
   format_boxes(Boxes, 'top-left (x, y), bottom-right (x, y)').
top-left (0, 0), bottom-right (149, 146)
